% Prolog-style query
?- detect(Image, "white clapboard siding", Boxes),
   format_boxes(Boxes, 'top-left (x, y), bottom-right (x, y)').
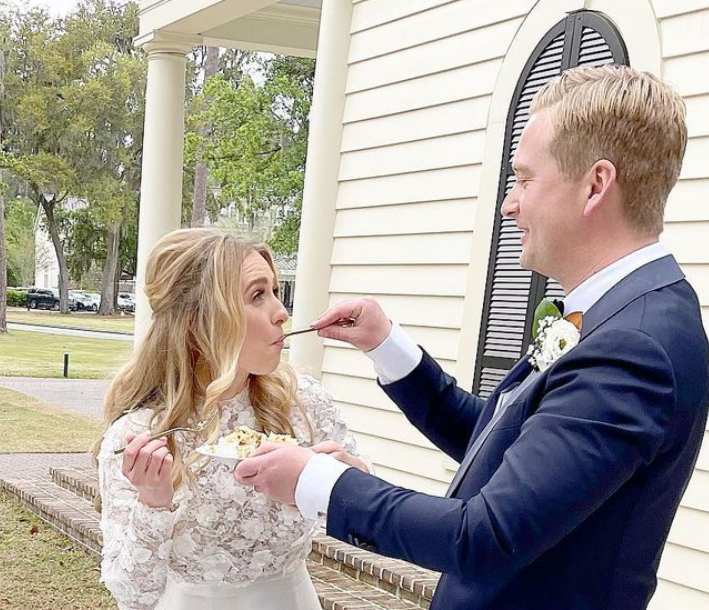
top-left (322, 345), bottom-right (458, 380)
top-left (682, 265), bottom-right (709, 300)
top-left (679, 137), bottom-right (709, 180)
top-left (658, 8), bottom-right (709, 57)
top-left (334, 200), bottom-right (478, 236)
top-left (664, 179), bottom-right (709, 222)
top-left (685, 95), bottom-right (709, 137)
top-left (653, 0), bottom-right (709, 19)
top-left (328, 293), bottom-right (465, 329)
top-left (349, 0), bottom-right (534, 63)
top-left (339, 131), bottom-right (486, 181)
top-left (322, 373), bottom-right (399, 412)
top-left (353, 431), bottom-right (454, 483)
top-left (341, 97), bottom-right (491, 152)
top-left (681, 469), bottom-right (709, 512)
top-left (663, 52), bottom-right (709, 97)
top-left (343, 59), bottom-right (502, 122)
top-left (346, 18), bottom-right (522, 93)
top-left (329, 264), bottom-right (469, 296)
top-left (350, 0), bottom-right (454, 33)
top-left (697, 431), bottom-right (709, 469)
top-left (661, 221), bottom-right (709, 263)
top-left (336, 401), bottom-right (437, 450)
top-left (649, 579), bottom-right (709, 610)
top-left (324, 0), bottom-right (532, 500)
top-left (337, 165), bottom-right (482, 208)
top-left (325, 325), bottom-right (460, 361)
top-left (667, 506), bottom-right (709, 553)
top-left (658, 543), bottom-right (709, 593)
top-left (331, 233), bottom-right (473, 266)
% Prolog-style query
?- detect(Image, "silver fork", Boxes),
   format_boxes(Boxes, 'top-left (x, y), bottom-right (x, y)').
top-left (282, 316), bottom-right (357, 339)
top-left (113, 417), bottom-right (212, 455)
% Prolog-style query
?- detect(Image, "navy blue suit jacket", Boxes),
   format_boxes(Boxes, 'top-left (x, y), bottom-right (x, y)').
top-left (326, 255), bottom-right (709, 610)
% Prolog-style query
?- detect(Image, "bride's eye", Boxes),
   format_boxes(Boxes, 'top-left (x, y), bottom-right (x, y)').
top-left (252, 290), bottom-right (265, 303)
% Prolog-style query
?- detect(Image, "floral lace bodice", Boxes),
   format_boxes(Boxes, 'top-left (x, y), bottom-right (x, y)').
top-left (98, 376), bottom-right (356, 610)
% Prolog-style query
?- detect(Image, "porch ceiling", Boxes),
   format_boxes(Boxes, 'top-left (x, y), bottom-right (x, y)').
top-left (137, 0), bottom-right (322, 57)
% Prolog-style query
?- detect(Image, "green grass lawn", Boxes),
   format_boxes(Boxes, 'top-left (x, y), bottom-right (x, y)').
top-left (7, 307), bottom-right (134, 334)
top-left (0, 490), bottom-right (117, 609)
top-left (0, 387), bottom-right (104, 452)
top-left (0, 330), bottom-right (132, 379)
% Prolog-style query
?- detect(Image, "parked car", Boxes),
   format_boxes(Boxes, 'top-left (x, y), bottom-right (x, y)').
top-left (85, 292), bottom-right (101, 310)
top-left (26, 288), bottom-right (77, 311)
top-left (70, 290), bottom-right (98, 312)
top-left (117, 292), bottom-right (135, 312)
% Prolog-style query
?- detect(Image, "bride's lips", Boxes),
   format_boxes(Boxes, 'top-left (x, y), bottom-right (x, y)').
top-left (271, 336), bottom-right (285, 347)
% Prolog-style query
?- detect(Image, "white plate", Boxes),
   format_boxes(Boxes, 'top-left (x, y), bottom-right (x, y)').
top-left (195, 444), bottom-right (254, 467)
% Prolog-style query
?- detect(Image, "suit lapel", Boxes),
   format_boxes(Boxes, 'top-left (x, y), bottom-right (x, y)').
top-left (446, 364), bottom-right (538, 498)
top-left (581, 255), bottom-right (684, 339)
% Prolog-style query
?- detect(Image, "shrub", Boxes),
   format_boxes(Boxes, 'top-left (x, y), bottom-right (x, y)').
top-left (6, 288), bottom-right (27, 307)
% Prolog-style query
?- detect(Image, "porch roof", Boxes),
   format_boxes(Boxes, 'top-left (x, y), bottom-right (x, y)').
top-left (137, 0), bottom-right (322, 57)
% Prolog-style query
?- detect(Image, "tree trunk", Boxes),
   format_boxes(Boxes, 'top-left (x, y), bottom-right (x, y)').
top-left (41, 198), bottom-right (70, 314)
top-left (191, 46), bottom-right (219, 228)
top-left (1, 44), bottom-right (7, 332)
top-left (0, 188), bottom-right (7, 333)
top-left (99, 220), bottom-right (120, 315)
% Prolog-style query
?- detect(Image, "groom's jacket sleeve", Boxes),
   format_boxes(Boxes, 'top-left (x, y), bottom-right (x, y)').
top-left (378, 349), bottom-right (487, 463)
top-left (327, 328), bottom-right (675, 593)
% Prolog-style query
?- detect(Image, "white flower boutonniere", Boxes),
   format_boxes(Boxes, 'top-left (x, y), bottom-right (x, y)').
top-left (527, 299), bottom-right (581, 372)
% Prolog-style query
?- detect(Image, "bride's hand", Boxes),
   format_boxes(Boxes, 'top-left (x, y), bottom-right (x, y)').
top-left (121, 432), bottom-right (175, 508)
top-left (311, 441), bottom-right (370, 473)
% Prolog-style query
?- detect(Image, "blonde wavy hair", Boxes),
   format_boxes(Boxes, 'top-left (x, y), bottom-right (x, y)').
top-left (531, 64), bottom-right (687, 235)
top-left (93, 228), bottom-right (309, 488)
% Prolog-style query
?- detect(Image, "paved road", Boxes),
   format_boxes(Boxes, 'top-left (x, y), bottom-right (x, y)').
top-left (8, 322), bottom-right (132, 342)
top-left (0, 376), bottom-right (109, 420)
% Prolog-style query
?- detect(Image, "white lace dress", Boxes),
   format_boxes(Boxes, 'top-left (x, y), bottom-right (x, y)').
top-left (98, 376), bottom-right (356, 610)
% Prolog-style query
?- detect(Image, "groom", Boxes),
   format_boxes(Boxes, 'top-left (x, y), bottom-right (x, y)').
top-left (235, 65), bottom-right (709, 610)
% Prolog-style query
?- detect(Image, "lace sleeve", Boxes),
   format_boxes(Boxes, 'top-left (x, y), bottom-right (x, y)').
top-left (297, 375), bottom-right (361, 458)
top-left (97, 412), bottom-right (177, 610)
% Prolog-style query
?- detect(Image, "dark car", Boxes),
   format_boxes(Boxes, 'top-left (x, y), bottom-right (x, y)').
top-left (26, 288), bottom-right (76, 311)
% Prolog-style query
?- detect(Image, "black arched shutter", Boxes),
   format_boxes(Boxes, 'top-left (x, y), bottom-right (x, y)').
top-left (472, 11), bottom-right (629, 397)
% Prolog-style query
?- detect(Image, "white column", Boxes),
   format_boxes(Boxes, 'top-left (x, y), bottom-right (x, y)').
top-left (134, 39), bottom-right (193, 344)
top-left (289, 0), bottom-right (352, 376)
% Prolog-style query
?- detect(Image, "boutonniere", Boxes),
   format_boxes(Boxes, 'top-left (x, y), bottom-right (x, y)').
top-left (527, 299), bottom-right (582, 372)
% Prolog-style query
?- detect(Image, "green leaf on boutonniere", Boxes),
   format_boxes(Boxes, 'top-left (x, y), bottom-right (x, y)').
top-left (532, 298), bottom-right (562, 340)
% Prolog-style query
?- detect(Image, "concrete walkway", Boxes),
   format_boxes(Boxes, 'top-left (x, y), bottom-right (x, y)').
top-left (8, 322), bottom-right (132, 341)
top-left (0, 376), bottom-right (109, 420)
top-left (0, 452), bottom-right (93, 480)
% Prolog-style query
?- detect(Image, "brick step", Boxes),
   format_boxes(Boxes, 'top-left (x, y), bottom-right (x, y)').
top-left (51, 465), bottom-right (99, 505)
top-left (1, 474), bottom-right (428, 609)
top-left (0, 476), bottom-right (103, 555)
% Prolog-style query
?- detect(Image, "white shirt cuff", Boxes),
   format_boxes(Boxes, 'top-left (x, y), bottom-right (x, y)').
top-left (365, 321), bottom-right (423, 385)
top-left (295, 453), bottom-right (350, 520)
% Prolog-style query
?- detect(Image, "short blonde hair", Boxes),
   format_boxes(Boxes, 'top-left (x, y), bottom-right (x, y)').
top-left (530, 65), bottom-right (687, 234)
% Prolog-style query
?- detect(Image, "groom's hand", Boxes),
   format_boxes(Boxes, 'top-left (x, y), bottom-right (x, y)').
top-left (312, 297), bottom-right (391, 352)
top-left (233, 442), bottom-right (314, 505)
top-left (311, 441), bottom-right (369, 473)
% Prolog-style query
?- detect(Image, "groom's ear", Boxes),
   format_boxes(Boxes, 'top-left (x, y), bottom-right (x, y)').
top-left (583, 159), bottom-right (617, 217)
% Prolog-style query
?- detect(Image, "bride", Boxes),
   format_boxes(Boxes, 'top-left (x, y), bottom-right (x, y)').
top-left (94, 228), bottom-right (367, 610)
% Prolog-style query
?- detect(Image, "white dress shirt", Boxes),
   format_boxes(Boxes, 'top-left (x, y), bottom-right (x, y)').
top-left (294, 242), bottom-right (670, 519)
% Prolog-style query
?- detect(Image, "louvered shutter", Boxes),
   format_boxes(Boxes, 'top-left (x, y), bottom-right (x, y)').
top-left (473, 11), bottom-right (628, 397)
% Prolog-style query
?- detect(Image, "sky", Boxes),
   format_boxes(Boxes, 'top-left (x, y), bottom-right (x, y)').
top-left (17, 0), bottom-right (80, 17)
top-left (14, 0), bottom-right (130, 17)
